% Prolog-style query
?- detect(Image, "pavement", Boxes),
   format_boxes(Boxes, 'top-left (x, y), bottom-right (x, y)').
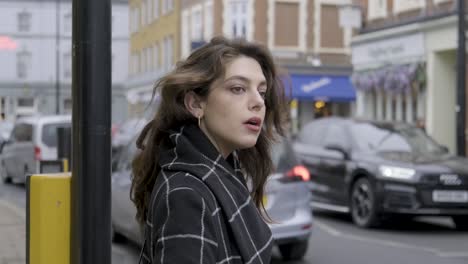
top-left (0, 196), bottom-right (139, 264)
top-left (0, 199), bottom-right (26, 264)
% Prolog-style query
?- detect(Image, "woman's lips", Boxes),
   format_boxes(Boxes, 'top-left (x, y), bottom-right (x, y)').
top-left (244, 123), bottom-right (261, 132)
top-left (244, 117), bottom-right (262, 132)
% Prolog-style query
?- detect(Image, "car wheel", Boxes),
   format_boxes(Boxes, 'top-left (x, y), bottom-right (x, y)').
top-left (278, 240), bottom-right (308, 261)
top-left (0, 162), bottom-right (10, 184)
top-left (350, 178), bottom-right (379, 228)
top-left (452, 216), bottom-right (468, 231)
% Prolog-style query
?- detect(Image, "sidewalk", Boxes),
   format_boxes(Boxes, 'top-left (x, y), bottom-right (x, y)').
top-left (0, 199), bottom-right (26, 264)
top-left (0, 198), bottom-right (139, 264)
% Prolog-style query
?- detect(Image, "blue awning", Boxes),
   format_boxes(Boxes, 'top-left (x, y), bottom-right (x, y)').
top-left (284, 74), bottom-right (356, 102)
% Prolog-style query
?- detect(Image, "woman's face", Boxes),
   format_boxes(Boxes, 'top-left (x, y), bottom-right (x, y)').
top-left (200, 56), bottom-right (267, 158)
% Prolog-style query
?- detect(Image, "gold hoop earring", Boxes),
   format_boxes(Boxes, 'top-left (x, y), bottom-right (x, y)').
top-left (198, 115), bottom-right (201, 127)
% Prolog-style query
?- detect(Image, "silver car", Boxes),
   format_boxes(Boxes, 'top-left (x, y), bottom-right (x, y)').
top-left (111, 136), bottom-right (313, 261)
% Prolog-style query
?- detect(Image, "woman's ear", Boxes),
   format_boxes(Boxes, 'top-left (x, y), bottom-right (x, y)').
top-left (184, 91), bottom-right (205, 118)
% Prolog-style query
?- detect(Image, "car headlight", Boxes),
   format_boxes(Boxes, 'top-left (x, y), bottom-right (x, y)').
top-left (378, 165), bottom-right (416, 181)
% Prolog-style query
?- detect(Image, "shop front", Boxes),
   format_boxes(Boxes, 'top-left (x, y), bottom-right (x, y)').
top-left (285, 73), bottom-right (356, 133)
top-left (351, 32), bottom-right (427, 126)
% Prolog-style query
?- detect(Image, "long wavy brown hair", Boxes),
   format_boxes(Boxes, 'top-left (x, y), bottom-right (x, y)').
top-left (130, 37), bottom-right (287, 224)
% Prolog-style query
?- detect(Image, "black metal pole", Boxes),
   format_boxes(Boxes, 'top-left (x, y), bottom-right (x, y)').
top-left (55, 0), bottom-right (60, 114)
top-left (457, 0), bottom-right (466, 156)
top-left (71, 0), bottom-right (112, 262)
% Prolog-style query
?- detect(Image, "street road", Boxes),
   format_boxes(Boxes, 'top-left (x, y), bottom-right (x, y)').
top-left (1, 181), bottom-right (467, 264)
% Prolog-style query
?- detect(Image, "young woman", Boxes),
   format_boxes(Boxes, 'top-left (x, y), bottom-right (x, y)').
top-left (131, 37), bottom-right (287, 264)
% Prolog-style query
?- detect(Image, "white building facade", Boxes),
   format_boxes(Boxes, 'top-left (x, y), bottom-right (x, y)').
top-left (0, 0), bottom-right (129, 122)
top-left (351, 0), bottom-right (464, 154)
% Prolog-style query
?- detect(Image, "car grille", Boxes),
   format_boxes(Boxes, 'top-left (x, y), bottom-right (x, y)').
top-left (384, 192), bottom-right (417, 209)
top-left (420, 174), bottom-right (468, 187)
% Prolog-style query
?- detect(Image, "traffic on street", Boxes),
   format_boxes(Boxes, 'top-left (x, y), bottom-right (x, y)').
top-left (2, 0), bottom-right (468, 263)
top-left (1, 178), bottom-right (467, 264)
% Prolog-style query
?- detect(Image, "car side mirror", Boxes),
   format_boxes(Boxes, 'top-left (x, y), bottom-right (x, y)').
top-left (324, 144), bottom-right (350, 160)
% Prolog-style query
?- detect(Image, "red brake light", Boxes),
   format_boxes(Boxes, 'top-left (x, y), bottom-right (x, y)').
top-left (286, 165), bottom-right (310, 181)
top-left (34, 146), bottom-right (41, 161)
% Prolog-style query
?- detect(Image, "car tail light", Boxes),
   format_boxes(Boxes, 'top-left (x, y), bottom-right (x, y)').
top-left (34, 146), bottom-right (42, 161)
top-left (286, 165), bottom-right (310, 181)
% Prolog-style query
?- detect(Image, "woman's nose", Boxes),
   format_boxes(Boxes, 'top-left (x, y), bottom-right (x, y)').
top-left (249, 90), bottom-right (265, 111)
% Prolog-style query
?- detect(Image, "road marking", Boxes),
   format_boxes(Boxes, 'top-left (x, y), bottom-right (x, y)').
top-left (315, 220), bottom-right (467, 258)
top-left (314, 220), bottom-right (342, 236)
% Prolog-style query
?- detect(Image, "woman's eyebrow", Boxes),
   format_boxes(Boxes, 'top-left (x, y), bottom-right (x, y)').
top-left (225, 75), bottom-right (267, 86)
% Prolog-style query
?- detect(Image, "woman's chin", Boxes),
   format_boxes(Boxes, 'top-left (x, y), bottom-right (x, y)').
top-left (235, 138), bottom-right (258, 150)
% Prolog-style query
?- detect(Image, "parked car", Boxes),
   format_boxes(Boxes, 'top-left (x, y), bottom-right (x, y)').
top-left (111, 136), bottom-right (313, 261)
top-left (294, 117), bottom-right (468, 230)
top-left (0, 115), bottom-right (71, 184)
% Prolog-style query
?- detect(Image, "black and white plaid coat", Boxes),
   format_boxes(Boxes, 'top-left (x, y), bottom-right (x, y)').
top-left (139, 124), bottom-right (273, 264)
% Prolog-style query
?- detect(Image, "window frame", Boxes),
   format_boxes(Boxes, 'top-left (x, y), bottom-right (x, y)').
top-left (17, 50), bottom-right (31, 79)
top-left (393, 0), bottom-right (425, 14)
top-left (367, 0), bottom-right (388, 20)
top-left (18, 11), bottom-right (32, 32)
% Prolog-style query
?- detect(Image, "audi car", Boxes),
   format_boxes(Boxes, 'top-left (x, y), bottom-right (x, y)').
top-left (293, 117), bottom-right (468, 229)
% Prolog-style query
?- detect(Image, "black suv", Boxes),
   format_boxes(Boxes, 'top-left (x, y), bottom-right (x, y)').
top-left (293, 117), bottom-right (468, 229)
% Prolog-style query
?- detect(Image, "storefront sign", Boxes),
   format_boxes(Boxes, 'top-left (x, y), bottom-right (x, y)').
top-left (352, 33), bottom-right (424, 66)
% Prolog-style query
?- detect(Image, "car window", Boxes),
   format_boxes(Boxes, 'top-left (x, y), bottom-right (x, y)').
top-left (12, 123), bottom-right (33, 142)
top-left (42, 123), bottom-right (71, 147)
top-left (322, 124), bottom-right (349, 149)
top-left (271, 138), bottom-right (298, 173)
top-left (350, 123), bottom-right (444, 154)
top-left (298, 122), bottom-right (326, 146)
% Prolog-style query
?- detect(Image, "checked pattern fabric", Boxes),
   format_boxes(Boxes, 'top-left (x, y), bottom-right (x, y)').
top-left (138, 124), bottom-right (273, 264)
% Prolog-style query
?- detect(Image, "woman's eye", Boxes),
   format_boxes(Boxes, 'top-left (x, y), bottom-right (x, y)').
top-left (231, 86), bottom-right (245, 93)
top-left (259, 91), bottom-right (267, 99)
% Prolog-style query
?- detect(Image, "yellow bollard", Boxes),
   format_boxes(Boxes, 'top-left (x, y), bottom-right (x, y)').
top-left (62, 158), bottom-right (69, 172)
top-left (27, 173), bottom-right (71, 264)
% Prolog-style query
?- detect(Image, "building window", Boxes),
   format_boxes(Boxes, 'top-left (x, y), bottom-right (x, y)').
top-left (191, 8), bottom-right (203, 41)
top-left (153, 43), bottom-right (159, 70)
top-left (163, 36), bottom-right (173, 70)
top-left (204, 2), bottom-right (213, 41)
top-left (141, 1), bottom-right (147, 26)
top-left (163, 0), bottom-right (174, 14)
top-left (229, 0), bottom-right (249, 38)
top-left (368, 0), bottom-right (387, 20)
top-left (17, 50), bottom-right (31, 79)
top-left (131, 53), bottom-right (137, 75)
top-left (393, 0), bottom-right (425, 14)
top-left (64, 52), bottom-right (72, 78)
top-left (136, 6), bottom-right (141, 30)
top-left (154, 0), bottom-right (160, 19)
top-left (145, 48), bottom-right (151, 72)
top-left (18, 98), bottom-right (34, 107)
top-left (147, 0), bottom-right (152, 23)
top-left (18, 11), bottom-right (32, 32)
top-left (64, 13), bottom-right (72, 32)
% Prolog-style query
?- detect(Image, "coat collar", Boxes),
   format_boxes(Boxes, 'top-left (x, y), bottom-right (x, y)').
top-left (158, 124), bottom-right (273, 263)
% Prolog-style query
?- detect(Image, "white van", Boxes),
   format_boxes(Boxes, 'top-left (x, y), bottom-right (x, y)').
top-left (0, 115), bottom-right (71, 184)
